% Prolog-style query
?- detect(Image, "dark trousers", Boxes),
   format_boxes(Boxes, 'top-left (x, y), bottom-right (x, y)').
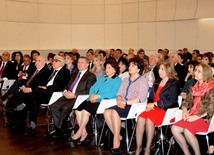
top-left (50, 96), bottom-right (76, 129)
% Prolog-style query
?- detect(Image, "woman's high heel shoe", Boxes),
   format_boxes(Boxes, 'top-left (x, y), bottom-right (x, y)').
top-left (111, 146), bottom-right (123, 154)
top-left (67, 137), bottom-right (81, 143)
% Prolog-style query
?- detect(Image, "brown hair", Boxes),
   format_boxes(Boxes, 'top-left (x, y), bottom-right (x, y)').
top-left (159, 60), bottom-right (178, 80)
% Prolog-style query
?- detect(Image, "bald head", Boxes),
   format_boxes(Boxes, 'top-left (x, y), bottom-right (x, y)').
top-left (2, 51), bottom-right (10, 62)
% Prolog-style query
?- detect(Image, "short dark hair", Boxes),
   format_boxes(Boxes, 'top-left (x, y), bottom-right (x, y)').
top-left (98, 50), bottom-right (107, 57)
top-left (104, 59), bottom-right (119, 78)
top-left (129, 57), bottom-right (144, 75)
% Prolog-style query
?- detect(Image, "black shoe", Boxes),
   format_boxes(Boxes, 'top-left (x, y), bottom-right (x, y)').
top-left (25, 127), bottom-right (36, 136)
top-left (77, 135), bottom-right (90, 145)
top-left (111, 146), bottom-right (123, 154)
top-left (1, 93), bottom-right (9, 101)
top-left (67, 137), bottom-right (81, 143)
top-left (52, 130), bottom-right (63, 139)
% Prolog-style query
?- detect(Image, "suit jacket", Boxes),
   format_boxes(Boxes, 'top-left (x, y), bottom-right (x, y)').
top-left (45, 66), bottom-right (70, 92)
top-left (148, 78), bottom-right (180, 110)
top-left (66, 70), bottom-right (96, 96)
top-left (27, 65), bottom-right (51, 89)
top-left (175, 63), bottom-right (187, 89)
top-left (152, 65), bottom-right (160, 80)
top-left (17, 63), bottom-right (35, 79)
top-left (0, 61), bottom-right (17, 79)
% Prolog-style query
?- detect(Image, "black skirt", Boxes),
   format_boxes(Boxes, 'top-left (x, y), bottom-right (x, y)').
top-left (108, 105), bottom-right (131, 118)
top-left (76, 100), bottom-right (100, 115)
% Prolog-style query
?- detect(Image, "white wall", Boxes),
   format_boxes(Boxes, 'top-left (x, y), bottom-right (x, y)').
top-left (0, 0), bottom-right (214, 56)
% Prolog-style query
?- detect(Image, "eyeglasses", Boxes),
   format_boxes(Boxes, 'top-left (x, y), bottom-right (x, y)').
top-left (53, 59), bottom-right (61, 62)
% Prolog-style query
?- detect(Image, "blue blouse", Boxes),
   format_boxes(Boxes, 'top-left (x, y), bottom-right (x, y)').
top-left (88, 75), bottom-right (122, 102)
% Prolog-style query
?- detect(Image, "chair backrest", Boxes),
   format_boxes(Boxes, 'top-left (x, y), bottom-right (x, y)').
top-left (207, 115), bottom-right (214, 133)
top-left (96, 98), bottom-right (117, 114)
top-left (125, 102), bottom-right (147, 120)
top-left (178, 95), bottom-right (182, 107)
top-left (1, 79), bottom-right (16, 90)
top-left (73, 95), bottom-right (89, 109)
top-left (159, 107), bottom-right (179, 126)
top-left (48, 92), bottom-right (63, 106)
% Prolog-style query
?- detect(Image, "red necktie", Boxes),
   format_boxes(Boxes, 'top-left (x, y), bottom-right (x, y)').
top-left (19, 66), bottom-right (27, 80)
top-left (26, 70), bottom-right (38, 87)
top-left (0, 62), bottom-right (5, 77)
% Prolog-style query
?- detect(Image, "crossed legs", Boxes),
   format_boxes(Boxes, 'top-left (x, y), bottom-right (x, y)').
top-left (104, 109), bottom-right (122, 149)
top-left (171, 125), bottom-right (201, 155)
top-left (72, 110), bottom-right (90, 141)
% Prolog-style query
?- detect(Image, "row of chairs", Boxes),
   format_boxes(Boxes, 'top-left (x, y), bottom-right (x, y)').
top-left (1, 82), bottom-right (214, 155)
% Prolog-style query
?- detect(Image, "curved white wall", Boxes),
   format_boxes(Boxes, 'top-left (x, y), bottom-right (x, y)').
top-left (0, 0), bottom-right (214, 54)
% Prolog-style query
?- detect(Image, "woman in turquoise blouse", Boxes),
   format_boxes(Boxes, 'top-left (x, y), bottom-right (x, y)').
top-left (70, 59), bottom-right (122, 145)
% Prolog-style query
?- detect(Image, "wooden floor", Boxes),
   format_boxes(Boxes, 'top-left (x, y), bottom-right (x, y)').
top-left (0, 106), bottom-right (207, 155)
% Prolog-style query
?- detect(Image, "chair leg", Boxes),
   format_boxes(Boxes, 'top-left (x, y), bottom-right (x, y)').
top-left (125, 120), bottom-right (129, 152)
top-left (167, 136), bottom-right (174, 155)
top-left (128, 123), bottom-right (136, 154)
top-left (160, 127), bottom-right (164, 155)
top-left (206, 135), bottom-right (211, 155)
top-left (93, 116), bottom-right (98, 146)
top-left (98, 121), bottom-right (106, 146)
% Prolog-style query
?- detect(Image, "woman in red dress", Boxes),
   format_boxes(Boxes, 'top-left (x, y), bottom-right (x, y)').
top-left (135, 60), bottom-right (180, 155)
top-left (171, 63), bottom-right (214, 155)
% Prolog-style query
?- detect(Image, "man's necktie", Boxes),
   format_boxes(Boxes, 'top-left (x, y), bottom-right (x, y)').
top-left (26, 70), bottom-right (39, 87)
top-left (19, 65), bottom-right (27, 80)
top-left (0, 62), bottom-right (5, 77)
top-left (69, 72), bottom-right (81, 92)
top-left (48, 70), bottom-right (58, 82)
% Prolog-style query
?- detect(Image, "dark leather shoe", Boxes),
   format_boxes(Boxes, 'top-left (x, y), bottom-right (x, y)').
top-left (25, 127), bottom-right (36, 136)
top-left (77, 135), bottom-right (90, 145)
top-left (111, 147), bottom-right (123, 154)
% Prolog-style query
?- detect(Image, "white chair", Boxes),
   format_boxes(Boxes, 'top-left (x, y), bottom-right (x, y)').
top-left (97, 100), bottom-right (147, 153)
top-left (1, 79), bottom-right (16, 126)
top-left (1, 79), bottom-right (16, 91)
top-left (40, 92), bottom-right (63, 131)
top-left (196, 115), bottom-right (214, 155)
top-left (155, 107), bottom-right (179, 155)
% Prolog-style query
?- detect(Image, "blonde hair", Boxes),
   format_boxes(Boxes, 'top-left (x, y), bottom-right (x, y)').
top-left (199, 63), bottom-right (213, 82)
top-left (90, 54), bottom-right (104, 73)
top-left (159, 60), bottom-right (178, 80)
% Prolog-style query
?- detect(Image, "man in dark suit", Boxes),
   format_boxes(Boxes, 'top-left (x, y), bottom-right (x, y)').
top-left (169, 52), bottom-right (187, 90)
top-left (5, 55), bottom-right (51, 113)
top-left (0, 51), bottom-right (17, 82)
top-left (22, 55), bottom-right (70, 135)
top-left (149, 54), bottom-right (160, 80)
top-left (1, 54), bottom-right (35, 101)
top-left (49, 56), bottom-right (96, 137)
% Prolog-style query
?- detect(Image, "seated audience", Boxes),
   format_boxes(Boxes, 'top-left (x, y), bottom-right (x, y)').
top-left (1, 54), bottom-right (35, 101)
top-left (180, 60), bottom-right (199, 99)
top-left (136, 60), bottom-right (180, 155)
top-left (47, 52), bottom-right (55, 71)
top-left (22, 55), bottom-right (70, 135)
top-left (0, 51), bottom-right (17, 83)
top-left (171, 63), bottom-right (214, 155)
top-left (70, 59), bottom-right (122, 144)
top-left (149, 54), bottom-right (160, 80)
top-left (48, 57), bottom-right (96, 138)
top-left (169, 51), bottom-right (188, 90)
top-left (118, 58), bottom-right (129, 80)
top-left (142, 58), bottom-right (155, 95)
top-left (90, 54), bottom-right (105, 79)
top-left (65, 54), bottom-right (77, 74)
top-left (104, 57), bottom-right (149, 154)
